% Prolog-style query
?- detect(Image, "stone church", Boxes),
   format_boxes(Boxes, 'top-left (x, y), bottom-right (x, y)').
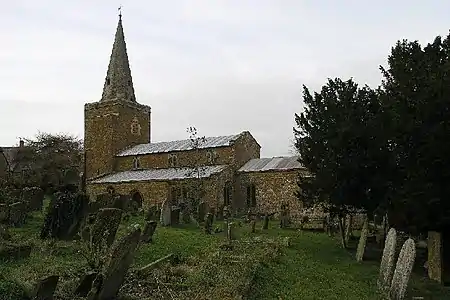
top-left (84, 15), bottom-right (306, 217)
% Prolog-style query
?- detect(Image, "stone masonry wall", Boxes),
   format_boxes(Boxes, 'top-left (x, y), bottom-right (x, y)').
top-left (84, 100), bottom-right (150, 179)
top-left (237, 170), bottom-right (304, 220)
top-left (115, 146), bottom-right (234, 171)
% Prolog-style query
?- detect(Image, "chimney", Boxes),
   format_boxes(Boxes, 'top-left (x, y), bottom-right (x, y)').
top-left (19, 139), bottom-right (24, 148)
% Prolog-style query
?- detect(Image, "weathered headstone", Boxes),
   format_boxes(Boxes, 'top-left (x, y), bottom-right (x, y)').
top-left (170, 206), bottom-right (180, 225)
top-left (227, 222), bottom-right (235, 241)
top-left (179, 202), bottom-right (191, 224)
top-left (141, 221), bottom-right (157, 243)
top-left (250, 220), bottom-right (256, 233)
top-left (74, 271), bottom-right (97, 297)
top-left (262, 214), bottom-right (269, 230)
top-left (144, 206), bottom-right (158, 221)
top-left (8, 202), bottom-right (27, 226)
top-left (91, 208), bottom-right (123, 249)
top-left (0, 203), bottom-right (9, 223)
top-left (356, 217), bottom-right (369, 261)
top-left (160, 200), bottom-right (171, 226)
top-left (97, 226), bottom-right (142, 300)
top-left (22, 186), bottom-right (44, 211)
top-left (345, 213), bottom-right (353, 243)
top-left (204, 212), bottom-right (213, 234)
top-left (428, 231), bottom-right (443, 283)
top-left (378, 228), bottom-right (397, 293)
top-left (389, 238), bottom-right (416, 300)
top-left (32, 275), bottom-right (59, 300)
top-left (197, 202), bottom-right (207, 223)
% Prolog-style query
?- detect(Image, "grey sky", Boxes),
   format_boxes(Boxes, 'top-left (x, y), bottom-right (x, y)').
top-left (1, 1), bottom-right (449, 157)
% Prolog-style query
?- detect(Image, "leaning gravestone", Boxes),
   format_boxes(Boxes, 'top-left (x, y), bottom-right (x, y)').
top-left (428, 231), bottom-right (443, 283)
top-left (91, 208), bottom-right (123, 249)
top-left (32, 275), bottom-right (59, 300)
top-left (389, 238), bottom-right (416, 300)
top-left (96, 225), bottom-right (142, 300)
top-left (141, 221), bottom-right (157, 243)
top-left (197, 202), bottom-right (207, 223)
top-left (378, 228), bottom-right (397, 293)
top-left (356, 217), bottom-right (369, 262)
top-left (160, 200), bottom-right (171, 226)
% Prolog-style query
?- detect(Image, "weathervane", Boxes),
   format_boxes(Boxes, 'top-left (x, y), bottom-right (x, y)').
top-left (118, 5), bottom-right (122, 20)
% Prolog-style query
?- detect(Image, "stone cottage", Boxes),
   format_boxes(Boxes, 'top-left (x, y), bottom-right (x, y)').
top-left (84, 14), bottom-right (306, 215)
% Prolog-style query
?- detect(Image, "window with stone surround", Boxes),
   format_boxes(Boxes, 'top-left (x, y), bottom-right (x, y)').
top-left (206, 150), bottom-right (218, 164)
top-left (130, 117), bottom-right (141, 136)
top-left (223, 181), bottom-right (232, 206)
top-left (168, 154), bottom-right (178, 167)
top-left (246, 184), bottom-right (256, 207)
top-left (132, 156), bottom-right (141, 169)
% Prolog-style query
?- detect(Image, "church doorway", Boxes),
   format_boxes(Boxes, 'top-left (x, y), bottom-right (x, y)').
top-left (129, 191), bottom-right (143, 213)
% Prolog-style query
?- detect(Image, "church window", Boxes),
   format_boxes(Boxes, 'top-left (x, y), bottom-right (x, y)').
top-left (246, 184), bottom-right (256, 207)
top-left (223, 181), bottom-right (232, 206)
top-left (132, 156), bottom-right (141, 169)
top-left (130, 117), bottom-right (141, 136)
top-left (206, 150), bottom-right (217, 164)
top-left (168, 154), bottom-right (178, 167)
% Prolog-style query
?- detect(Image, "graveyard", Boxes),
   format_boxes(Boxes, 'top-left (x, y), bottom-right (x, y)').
top-left (1, 193), bottom-right (450, 300)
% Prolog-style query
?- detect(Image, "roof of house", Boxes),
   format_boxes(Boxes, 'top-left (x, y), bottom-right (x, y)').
top-left (238, 156), bottom-right (304, 173)
top-left (0, 147), bottom-right (19, 171)
top-left (117, 133), bottom-right (242, 157)
top-left (91, 165), bottom-right (228, 184)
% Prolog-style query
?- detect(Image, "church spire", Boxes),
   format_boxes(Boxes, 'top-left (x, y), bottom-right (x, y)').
top-left (100, 12), bottom-right (136, 103)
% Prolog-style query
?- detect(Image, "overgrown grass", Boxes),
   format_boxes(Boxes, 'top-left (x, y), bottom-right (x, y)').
top-left (1, 210), bottom-right (450, 300)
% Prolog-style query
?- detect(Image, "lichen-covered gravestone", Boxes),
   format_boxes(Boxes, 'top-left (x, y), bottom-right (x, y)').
top-left (428, 231), bottom-right (443, 283)
top-left (160, 200), bottom-right (171, 226)
top-left (197, 202), bottom-right (207, 223)
top-left (378, 228), bottom-right (397, 293)
top-left (141, 221), bottom-right (157, 243)
top-left (389, 238), bottom-right (416, 300)
top-left (96, 225), bottom-right (142, 300)
top-left (91, 208), bottom-right (123, 249)
top-left (356, 216), bottom-right (369, 261)
top-left (204, 212), bottom-right (213, 234)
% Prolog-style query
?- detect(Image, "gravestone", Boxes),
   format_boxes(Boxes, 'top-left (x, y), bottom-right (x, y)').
top-left (179, 202), bottom-right (191, 224)
top-left (0, 203), bottom-right (9, 223)
top-left (204, 213), bottom-right (213, 234)
top-left (250, 220), bottom-right (256, 233)
top-left (32, 275), bottom-right (59, 300)
top-left (74, 271), bottom-right (97, 297)
top-left (428, 231), bottom-right (443, 283)
top-left (96, 226), bottom-right (142, 300)
top-left (141, 221), bottom-right (157, 243)
top-left (262, 214), bottom-right (270, 230)
top-left (378, 228), bottom-right (397, 293)
top-left (91, 208), bottom-right (123, 249)
top-left (227, 222), bottom-right (235, 241)
top-left (145, 206), bottom-right (158, 221)
top-left (8, 202), bottom-right (26, 226)
top-left (170, 206), bottom-right (180, 225)
top-left (356, 217), bottom-right (369, 262)
top-left (160, 200), bottom-right (171, 226)
top-left (22, 186), bottom-right (44, 211)
top-left (197, 202), bottom-right (207, 223)
top-left (279, 203), bottom-right (290, 228)
top-left (345, 213), bottom-right (353, 243)
top-left (389, 238), bottom-right (416, 300)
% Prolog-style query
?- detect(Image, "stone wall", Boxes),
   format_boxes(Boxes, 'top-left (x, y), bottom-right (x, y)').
top-left (86, 167), bottom-right (237, 211)
top-left (237, 170), bottom-right (304, 220)
top-left (84, 100), bottom-right (151, 179)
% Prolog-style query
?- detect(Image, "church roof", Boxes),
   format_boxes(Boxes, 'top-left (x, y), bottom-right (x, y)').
top-left (91, 165), bottom-right (228, 183)
top-left (100, 14), bottom-right (137, 103)
top-left (238, 156), bottom-right (304, 173)
top-left (116, 134), bottom-right (241, 156)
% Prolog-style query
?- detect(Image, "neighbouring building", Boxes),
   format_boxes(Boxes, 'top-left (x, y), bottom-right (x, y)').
top-left (0, 140), bottom-right (31, 183)
top-left (82, 14), bottom-right (306, 215)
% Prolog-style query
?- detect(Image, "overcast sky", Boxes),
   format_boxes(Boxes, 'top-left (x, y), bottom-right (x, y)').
top-left (0, 1), bottom-right (449, 157)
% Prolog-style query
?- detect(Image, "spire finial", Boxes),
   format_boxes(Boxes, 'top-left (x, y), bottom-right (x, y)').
top-left (118, 5), bottom-right (122, 20)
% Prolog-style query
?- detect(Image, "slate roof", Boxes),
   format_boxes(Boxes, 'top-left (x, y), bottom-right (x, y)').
top-left (0, 147), bottom-right (19, 171)
top-left (238, 156), bottom-right (303, 173)
top-left (117, 134), bottom-right (241, 157)
top-left (91, 165), bottom-right (228, 184)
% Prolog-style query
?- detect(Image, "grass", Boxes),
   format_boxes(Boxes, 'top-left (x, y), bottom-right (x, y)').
top-left (1, 208), bottom-right (450, 300)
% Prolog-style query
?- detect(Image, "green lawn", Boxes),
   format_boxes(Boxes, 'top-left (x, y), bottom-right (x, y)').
top-left (1, 210), bottom-right (449, 300)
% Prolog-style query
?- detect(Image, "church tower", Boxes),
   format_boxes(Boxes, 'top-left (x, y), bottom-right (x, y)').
top-left (84, 14), bottom-right (151, 180)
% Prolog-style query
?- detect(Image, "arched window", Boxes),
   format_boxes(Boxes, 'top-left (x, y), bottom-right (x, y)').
top-left (168, 154), bottom-right (178, 167)
top-left (130, 117), bottom-right (141, 136)
top-left (206, 150), bottom-right (217, 164)
top-left (132, 156), bottom-right (141, 169)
